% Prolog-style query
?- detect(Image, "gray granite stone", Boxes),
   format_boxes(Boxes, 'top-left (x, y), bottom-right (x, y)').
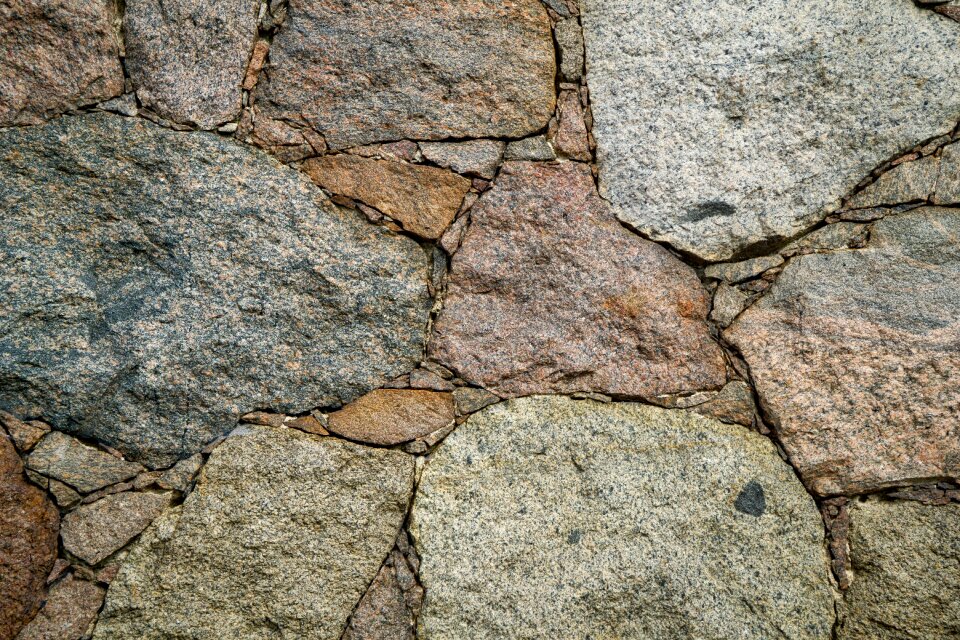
top-left (418, 140), bottom-right (505, 180)
top-left (503, 136), bottom-right (556, 161)
top-left (555, 18), bottom-right (584, 82)
top-left (846, 154), bottom-right (939, 209)
top-left (704, 255), bottom-right (783, 284)
top-left (62, 491), bottom-right (174, 565)
top-left (27, 432), bottom-right (144, 494)
top-left (934, 141), bottom-right (960, 204)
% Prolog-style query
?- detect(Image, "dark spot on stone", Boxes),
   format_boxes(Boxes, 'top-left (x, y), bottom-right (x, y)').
top-left (735, 480), bottom-right (766, 517)
top-left (567, 529), bottom-right (582, 544)
top-left (685, 200), bottom-right (737, 222)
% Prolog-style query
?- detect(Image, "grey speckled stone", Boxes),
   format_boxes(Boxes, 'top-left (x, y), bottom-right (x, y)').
top-left (839, 500), bottom-right (960, 639)
top-left (61, 491), bottom-right (174, 565)
top-left (27, 432), bottom-right (144, 494)
top-left (124, 0), bottom-right (258, 128)
top-left (411, 396), bottom-right (835, 640)
top-left (418, 140), bottom-right (505, 180)
top-left (0, 113), bottom-right (430, 468)
top-left (582, 0), bottom-right (960, 261)
top-left (94, 426), bottom-right (414, 640)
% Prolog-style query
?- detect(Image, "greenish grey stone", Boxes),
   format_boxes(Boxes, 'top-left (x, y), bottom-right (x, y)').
top-left (94, 426), bottom-right (415, 640)
top-left (411, 396), bottom-right (835, 640)
top-left (780, 222), bottom-right (868, 257)
top-left (704, 255), bottom-right (784, 283)
top-left (846, 153), bottom-right (939, 209)
top-left (504, 136), bottom-right (556, 161)
top-left (0, 113), bottom-right (430, 468)
top-left (934, 141), bottom-right (960, 205)
top-left (27, 432), bottom-right (144, 494)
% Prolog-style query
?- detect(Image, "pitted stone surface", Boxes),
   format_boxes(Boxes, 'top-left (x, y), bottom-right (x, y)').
top-left (0, 0), bottom-right (124, 126)
top-left (582, 0), bottom-right (960, 260)
top-left (430, 161), bottom-right (725, 399)
top-left (411, 396), bottom-right (835, 639)
top-left (0, 113), bottom-right (430, 467)
top-left (253, 0), bottom-right (556, 150)
top-left (726, 208), bottom-right (960, 495)
top-left (94, 426), bottom-right (414, 640)
top-left (124, 0), bottom-right (259, 128)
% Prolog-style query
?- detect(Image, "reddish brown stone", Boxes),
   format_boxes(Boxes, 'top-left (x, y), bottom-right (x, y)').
top-left (430, 162), bottom-right (726, 399)
top-left (341, 553), bottom-right (415, 640)
top-left (0, 0), bottom-right (124, 126)
top-left (554, 91), bottom-right (591, 161)
top-left (327, 390), bottom-right (455, 446)
top-left (302, 155), bottom-right (470, 239)
top-left (0, 434), bottom-right (58, 640)
top-left (0, 412), bottom-right (48, 453)
top-left (242, 39), bottom-right (271, 91)
top-left (13, 575), bottom-right (104, 640)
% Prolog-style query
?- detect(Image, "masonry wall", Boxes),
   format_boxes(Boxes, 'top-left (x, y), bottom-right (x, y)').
top-left (1, 1), bottom-right (959, 638)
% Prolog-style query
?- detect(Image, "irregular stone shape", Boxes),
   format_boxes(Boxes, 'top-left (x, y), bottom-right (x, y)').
top-left (704, 255), bottom-right (784, 284)
top-left (554, 91), bottom-right (591, 161)
top-left (452, 387), bottom-right (500, 417)
top-left (0, 434), bottom-right (59, 640)
top-left (302, 155), bottom-right (470, 239)
top-left (0, 0), bottom-right (123, 126)
top-left (690, 380), bottom-right (756, 426)
top-left (503, 136), bottom-right (555, 161)
top-left (934, 141), bottom-right (960, 204)
top-left (48, 480), bottom-right (81, 509)
top-left (328, 389), bottom-right (455, 446)
top-left (253, 0), bottom-right (555, 150)
top-left (341, 554), bottom-right (414, 640)
top-left (411, 396), bottom-right (835, 639)
top-left (710, 283), bottom-right (749, 327)
top-left (94, 426), bottom-right (414, 640)
top-left (431, 162), bottom-right (726, 399)
top-left (124, 0), bottom-right (258, 128)
top-left (14, 575), bottom-right (105, 640)
top-left (846, 154), bottom-right (939, 209)
top-left (0, 113), bottom-right (430, 468)
top-left (780, 223), bottom-right (868, 257)
top-left (582, 0), bottom-right (960, 261)
top-left (839, 500), bottom-right (960, 639)
top-left (726, 208), bottom-right (960, 495)
top-left (0, 412), bottom-right (49, 453)
top-left (555, 18), bottom-right (584, 82)
top-left (62, 491), bottom-right (174, 565)
top-left (156, 454), bottom-right (203, 492)
top-left (27, 433), bottom-right (144, 494)
top-left (418, 141), bottom-right (505, 180)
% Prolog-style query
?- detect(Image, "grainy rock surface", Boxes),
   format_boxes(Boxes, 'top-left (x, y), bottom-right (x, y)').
top-left (302, 155), bottom-right (470, 239)
top-left (411, 396), bottom-right (835, 639)
top-left (582, 0), bottom-right (960, 260)
top-left (27, 433), bottom-right (144, 494)
top-left (327, 389), bottom-right (455, 446)
top-left (0, 113), bottom-right (430, 467)
top-left (341, 552), bottom-right (416, 640)
top-left (0, 0), bottom-right (124, 126)
top-left (14, 575), bottom-right (105, 640)
top-left (124, 0), bottom-right (258, 128)
top-left (253, 0), bottom-right (556, 150)
top-left (418, 140), bottom-right (505, 180)
top-left (61, 492), bottom-right (174, 565)
top-left (94, 426), bottom-right (414, 640)
top-left (726, 208), bottom-right (960, 495)
top-left (430, 162), bottom-right (726, 399)
top-left (0, 433), bottom-right (59, 640)
top-left (839, 500), bottom-right (960, 639)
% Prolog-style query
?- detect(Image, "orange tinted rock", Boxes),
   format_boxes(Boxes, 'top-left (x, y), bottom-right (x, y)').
top-left (430, 162), bottom-right (726, 399)
top-left (303, 155), bottom-right (470, 239)
top-left (327, 390), bottom-right (454, 446)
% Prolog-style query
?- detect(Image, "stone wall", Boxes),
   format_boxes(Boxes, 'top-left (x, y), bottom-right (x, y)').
top-left (1, 0), bottom-right (959, 638)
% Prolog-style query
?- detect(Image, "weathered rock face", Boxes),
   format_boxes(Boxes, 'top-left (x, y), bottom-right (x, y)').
top-left (839, 500), bottom-right (960, 639)
top-left (27, 432), bottom-right (144, 494)
top-left (15, 575), bottom-right (106, 640)
top-left (726, 208), bottom-right (960, 495)
top-left (94, 426), bottom-right (414, 640)
top-left (582, 0), bottom-right (960, 261)
top-left (124, 0), bottom-right (259, 128)
top-left (0, 434), bottom-right (59, 640)
top-left (61, 491), bottom-right (174, 565)
top-left (252, 0), bottom-right (556, 150)
top-left (0, 0), bottom-right (124, 126)
top-left (411, 396), bottom-right (835, 639)
top-left (327, 389), bottom-right (455, 446)
top-left (418, 140), bottom-right (505, 180)
top-left (430, 161), bottom-right (726, 399)
top-left (0, 113), bottom-right (430, 468)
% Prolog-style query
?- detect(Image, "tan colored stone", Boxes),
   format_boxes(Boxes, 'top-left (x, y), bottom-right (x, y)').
top-left (14, 575), bottom-right (105, 640)
top-left (554, 91), bottom-right (591, 161)
top-left (62, 492), bottom-right (174, 565)
top-left (710, 283), bottom-right (750, 327)
top-left (27, 432), bottom-right (144, 494)
top-left (846, 153), bottom-right (939, 208)
top-left (242, 39), bottom-right (270, 91)
top-left (0, 412), bottom-right (49, 453)
top-left (341, 552), bottom-right (416, 640)
top-left (328, 389), bottom-right (454, 446)
top-left (431, 161), bottom-right (726, 399)
top-left (302, 155), bottom-right (470, 240)
top-left (934, 141), bottom-right (960, 204)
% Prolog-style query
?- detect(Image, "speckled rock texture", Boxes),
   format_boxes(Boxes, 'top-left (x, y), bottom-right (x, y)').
top-left (0, 0), bottom-right (124, 126)
top-left (582, 0), bottom-right (960, 260)
top-left (61, 491), bottom-right (174, 565)
top-left (838, 500), bottom-right (960, 639)
top-left (14, 575), bottom-right (105, 640)
top-left (726, 208), bottom-right (960, 496)
top-left (93, 426), bottom-right (414, 640)
top-left (0, 113), bottom-right (430, 467)
top-left (27, 432), bottom-right (144, 494)
top-left (252, 0), bottom-right (556, 150)
top-left (124, 0), bottom-right (258, 128)
top-left (327, 389), bottom-right (455, 446)
top-left (430, 161), bottom-right (726, 399)
top-left (411, 396), bottom-right (835, 639)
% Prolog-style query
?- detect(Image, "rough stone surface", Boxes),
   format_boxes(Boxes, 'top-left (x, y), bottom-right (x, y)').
top-left (431, 162), bottom-right (726, 399)
top-left (156, 455), bottom-right (203, 492)
top-left (253, 0), bottom-right (556, 150)
top-left (846, 154), bottom-right (939, 209)
top-left (780, 223), bottom-right (868, 257)
top-left (555, 18), bottom-right (584, 82)
top-left (27, 433), bottom-right (144, 494)
top-left (704, 255), bottom-right (784, 284)
top-left (554, 91), bottom-right (591, 161)
top-left (411, 396), bottom-right (834, 639)
top-left (503, 136), bottom-right (556, 161)
top-left (62, 491), bottom-right (174, 565)
top-left (14, 575), bottom-right (105, 640)
top-left (124, 0), bottom-right (258, 128)
top-left (0, 413), bottom-right (49, 453)
top-left (341, 553), bottom-right (415, 640)
top-left (302, 155), bottom-right (470, 239)
top-left (418, 140), bottom-right (505, 180)
top-left (726, 208), bottom-right (960, 495)
top-left (0, 434), bottom-right (59, 640)
top-left (0, 0), bottom-right (124, 126)
top-left (689, 380), bottom-right (757, 427)
top-left (452, 387), bottom-right (500, 416)
top-left (0, 113), bottom-right (430, 467)
top-left (934, 141), bottom-right (960, 204)
top-left (710, 283), bottom-right (749, 327)
top-left (839, 500), bottom-right (960, 639)
top-left (94, 426), bottom-right (414, 640)
top-left (582, 0), bottom-right (960, 261)
top-left (327, 389), bottom-right (455, 446)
